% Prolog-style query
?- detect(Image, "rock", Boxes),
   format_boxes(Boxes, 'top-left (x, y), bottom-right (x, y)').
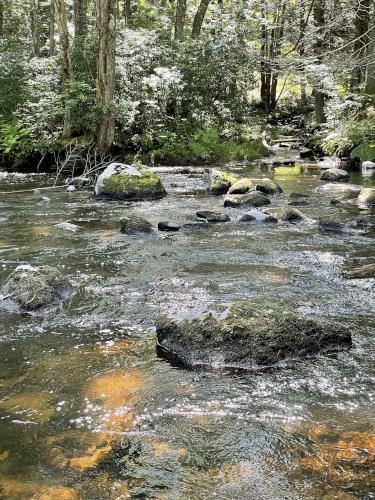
top-left (281, 208), bottom-right (311, 223)
top-left (290, 193), bottom-right (310, 199)
top-left (358, 188), bottom-right (375, 207)
top-left (252, 178), bottom-right (283, 195)
top-left (95, 163), bottom-right (167, 201)
top-left (316, 183), bottom-right (362, 193)
top-left (350, 218), bottom-right (375, 229)
top-left (55, 222), bottom-right (79, 232)
top-left (208, 169), bottom-right (238, 195)
top-left (320, 169), bottom-right (350, 182)
top-left (329, 191), bottom-right (359, 205)
top-left (300, 148), bottom-right (315, 159)
top-left (37, 196), bottom-right (51, 205)
top-left (0, 265), bottom-right (73, 312)
top-left (182, 222), bottom-right (209, 229)
top-left (239, 209), bottom-right (278, 224)
top-left (155, 302), bottom-right (352, 369)
top-left (318, 220), bottom-right (348, 233)
top-left (66, 185), bottom-right (76, 192)
top-left (344, 263), bottom-right (375, 279)
top-left (228, 178), bottom-right (253, 194)
top-left (362, 161), bottom-right (375, 169)
top-left (319, 157), bottom-right (340, 170)
top-left (67, 176), bottom-right (92, 188)
top-left (158, 222), bottom-right (180, 232)
top-left (120, 216), bottom-right (153, 234)
top-left (196, 210), bottom-right (230, 222)
top-left (224, 192), bottom-right (271, 208)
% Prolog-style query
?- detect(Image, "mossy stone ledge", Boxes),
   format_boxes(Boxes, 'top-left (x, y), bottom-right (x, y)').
top-left (156, 302), bottom-right (352, 370)
top-left (95, 163), bottom-right (167, 201)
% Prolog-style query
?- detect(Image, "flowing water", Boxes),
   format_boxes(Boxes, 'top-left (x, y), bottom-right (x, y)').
top-left (0, 162), bottom-right (374, 499)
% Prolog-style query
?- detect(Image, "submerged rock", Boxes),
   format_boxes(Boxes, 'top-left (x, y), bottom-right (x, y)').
top-left (158, 221), bottom-right (180, 232)
top-left (318, 220), bottom-right (349, 233)
top-left (67, 176), bottom-right (92, 188)
top-left (228, 178), bottom-right (253, 194)
top-left (0, 265), bottom-right (73, 312)
top-left (120, 216), bottom-right (153, 234)
top-left (95, 163), bottom-right (167, 201)
top-left (55, 222), bottom-right (79, 232)
top-left (155, 302), bottom-right (352, 369)
top-left (224, 192), bottom-right (271, 208)
top-left (281, 208), bottom-right (311, 223)
top-left (196, 210), bottom-right (230, 222)
top-left (37, 196), bottom-right (51, 206)
top-left (208, 169), bottom-right (238, 195)
top-left (344, 262), bottom-right (375, 279)
top-left (290, 193), bottom-right (310, 199)
top-left (320, 169), bottom-right (350, 182)
top-left (316, 183), bottom-right (362, 193)
top-left (239, 209), bottom-right (278, 223)
top-left (288, 200), bottom-right (310, 207)
top-left (358, 188), bottom-right (375, 208)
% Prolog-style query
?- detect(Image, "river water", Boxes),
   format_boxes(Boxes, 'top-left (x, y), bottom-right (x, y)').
top-left (0, 161), bottom-right (374, 499)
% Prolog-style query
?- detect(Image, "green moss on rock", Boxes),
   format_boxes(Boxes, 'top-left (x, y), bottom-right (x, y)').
top-left (156, 302), bottom-right (352, 369)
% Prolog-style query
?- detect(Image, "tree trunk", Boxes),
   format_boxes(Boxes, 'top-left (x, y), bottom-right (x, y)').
top-left (313, 0), bottom-right (326, 124)
top-left (192, 0), bottom-right (210, 39)
top-left (30, 0), bottom-right (41, 57)
top-left (95, 0), bottom-right (117, 153)
top-left (49, 0), bottom-right (56, 56)
top-left (124, 0), bottom-right (133, 27)
top-left (55, 0), bottom-right (74, 138)
top-left (174, 0), bottom-right (187, 41)
top-left (299, 0), bottom-right (307, 106)
top-left (365, 4), bottom-right (375, 94)
top-left (74, 0), bottom-right (88, 38)
top-left (0, 1), bottom-right (4, 38)
top-left (351, 0), bottom-right (371, 90)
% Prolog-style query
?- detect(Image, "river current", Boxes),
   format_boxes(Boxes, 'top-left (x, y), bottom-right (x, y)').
top-left (0, 161), bottom-right (374, 499)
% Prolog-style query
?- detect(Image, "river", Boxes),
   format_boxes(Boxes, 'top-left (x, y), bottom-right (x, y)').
top-left (0, 161), bottom-right (374, 499)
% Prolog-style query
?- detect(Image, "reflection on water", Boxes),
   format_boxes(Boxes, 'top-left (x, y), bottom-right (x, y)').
top-left (0, 161), bottom-right (374, 499)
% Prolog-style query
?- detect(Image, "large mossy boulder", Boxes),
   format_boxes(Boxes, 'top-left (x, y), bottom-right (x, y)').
top-left (155, 303), bottom-right (351, 369)
top-left (95, 163), bottom-right (167, 201)
top-left (224, 192), bottom-right (271, 208)
top-left (208, 169), bottom-right (238, 195)
top-left (358, 188), bottom-right (375, 207)
top-left (228, 178), bottom-right (253, 194)
top-left (0, 265), bottom-right (72, 312)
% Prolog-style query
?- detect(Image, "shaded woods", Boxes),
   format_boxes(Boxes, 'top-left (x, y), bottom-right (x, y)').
top-left (1, 1), bottom-right (375, 165)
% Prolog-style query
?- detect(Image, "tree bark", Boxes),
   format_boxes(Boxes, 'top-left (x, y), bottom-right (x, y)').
top-left (74, 0), bottom-right (88, 38)
top-left (0, 1), bottom-right (4, 38)
top-left (174, 0), bottom-right (187, 41)
top-left (365, 4), bottom-right (375, 94)
top-left (95, 0), bottom-right (117, 153)
top-left (124, 0), bottom-right (133, 27)
top-left (299, 0), bottom-right (307, 106)
top-left (49, 0), bottom-right (56, 56)
top-left (55, 0), bottom-right (74, 138)
top-left (192, 0), bottom-right (210, 39)
top-left (351, 0), bottom-right (371, 90)
top-left (313, 0), bottom-right (326, 124)
top-left (31, 0), bottom-right (41, 57)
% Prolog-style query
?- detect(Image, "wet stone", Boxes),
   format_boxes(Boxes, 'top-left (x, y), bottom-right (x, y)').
top-left (281, 208), bottom-right (311, 223)
top-left (158, 222), bottom-right (180, 232)
top-left (120, 216), bottom-right (153, 234)
top-left (155, 302), bottom-right (352, 369)
top-left (224, 192), bottom-right (271, 208)
top-left (196, 210), bottom-right (230, 222)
